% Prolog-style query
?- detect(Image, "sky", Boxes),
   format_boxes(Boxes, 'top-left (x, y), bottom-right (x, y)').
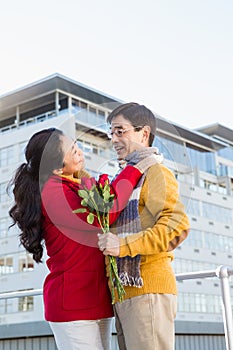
top-left (1, 0), bottom-right (233, 130)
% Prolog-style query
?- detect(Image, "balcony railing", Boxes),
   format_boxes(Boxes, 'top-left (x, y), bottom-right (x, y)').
top-left (0, 265), bottom-right (233, 349)
top-left (0, 110), bottom-right (57, 134)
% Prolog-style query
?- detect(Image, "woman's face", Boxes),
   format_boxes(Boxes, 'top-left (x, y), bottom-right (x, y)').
top-left (61, 135), bottom-right (85, 175)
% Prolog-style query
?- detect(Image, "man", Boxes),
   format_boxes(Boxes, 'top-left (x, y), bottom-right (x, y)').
top-left (98, 102), bottom-right (190, 350)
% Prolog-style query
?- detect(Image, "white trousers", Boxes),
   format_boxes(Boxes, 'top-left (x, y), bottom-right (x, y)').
top-left (49, 318), bottom-right (113, 350)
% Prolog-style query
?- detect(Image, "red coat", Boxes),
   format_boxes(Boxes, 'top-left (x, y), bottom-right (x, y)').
top-left (41, 166), bottom-right (141, 322)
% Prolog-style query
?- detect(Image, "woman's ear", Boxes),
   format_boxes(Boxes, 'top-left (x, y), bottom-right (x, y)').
top-left (53, 168), bottom-right (63, 176)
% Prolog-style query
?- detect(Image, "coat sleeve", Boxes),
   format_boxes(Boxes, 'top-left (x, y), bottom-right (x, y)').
top-left (109, 165), bottom-right (142, 224)
top-left (119, 164), bottom-right (190, 257)
top-left (42, 178), bottom-right (98, 233)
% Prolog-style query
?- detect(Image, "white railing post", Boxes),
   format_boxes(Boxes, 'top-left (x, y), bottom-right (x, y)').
top-left (216, 266), bottom-right (233, 350)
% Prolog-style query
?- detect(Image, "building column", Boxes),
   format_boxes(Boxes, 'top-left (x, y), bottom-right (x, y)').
top-left (55, 91), bottom-right (59, 115)
top-left (15, 106), bottom-right (20, 128)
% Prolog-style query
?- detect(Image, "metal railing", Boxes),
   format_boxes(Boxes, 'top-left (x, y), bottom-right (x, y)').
top-left (0, 265), bottom-right (233, 350)
top-left (176, 265), bottom-right (233, 350)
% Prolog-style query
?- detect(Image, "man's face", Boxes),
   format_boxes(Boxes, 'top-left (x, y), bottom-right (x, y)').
top-left (109, 114), bottom-right (147, 160)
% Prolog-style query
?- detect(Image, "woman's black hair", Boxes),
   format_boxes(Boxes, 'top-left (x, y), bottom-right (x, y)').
top-left (8, 128), bottom-right (64, 263)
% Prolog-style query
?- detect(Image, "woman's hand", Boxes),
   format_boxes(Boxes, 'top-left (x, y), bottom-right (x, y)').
top-left (97, 232), bottom-right (120, 256)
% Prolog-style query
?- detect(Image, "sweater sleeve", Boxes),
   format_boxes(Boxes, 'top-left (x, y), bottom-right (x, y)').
top-left (119, 164), bottom-right (190, 257)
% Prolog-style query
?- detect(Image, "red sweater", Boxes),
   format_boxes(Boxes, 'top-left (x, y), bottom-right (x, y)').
top-left (41, 166), bottom-right (141, 322)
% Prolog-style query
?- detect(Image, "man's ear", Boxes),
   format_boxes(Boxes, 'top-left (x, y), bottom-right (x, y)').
top-left (142, 126), bottom-right (151, 145)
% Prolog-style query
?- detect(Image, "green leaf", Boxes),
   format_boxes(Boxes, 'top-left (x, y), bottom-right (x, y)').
top-left (81, 199), bottom-right (88, 206)
top-left (103, 190), bottom-right (110, 201)
top-left (87, 213), bottom-right (94, 224)
top-left (72, 208), bottom-right (87, 213)
top-left (78, 190), bottom-right (89, 199)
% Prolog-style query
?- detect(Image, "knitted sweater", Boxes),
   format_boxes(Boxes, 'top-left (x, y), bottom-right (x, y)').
top-left (109, 163), bottom-right (190, 303)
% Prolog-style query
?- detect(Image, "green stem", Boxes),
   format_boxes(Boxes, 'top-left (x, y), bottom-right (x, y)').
top-left (108, 255), bottom-right (125, 303)
top-left (108, 257), bottom-right (115, 304)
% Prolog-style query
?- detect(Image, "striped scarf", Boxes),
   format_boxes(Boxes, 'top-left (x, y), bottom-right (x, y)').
top-left (115, 174), bottom-right (146, 288)
top-left (113, 148), bottom-right (163, 288)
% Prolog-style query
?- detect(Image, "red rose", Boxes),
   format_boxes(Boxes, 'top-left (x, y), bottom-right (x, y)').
top-left (98, 174), bottom-right (109, 187)
top-left (81, 177), bottom-right (94, 190)
top-left (90, 177), bottom-right (97, 187)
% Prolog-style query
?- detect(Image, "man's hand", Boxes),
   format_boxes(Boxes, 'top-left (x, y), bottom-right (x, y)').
top-left (97, 232), bottom-right (120, 256)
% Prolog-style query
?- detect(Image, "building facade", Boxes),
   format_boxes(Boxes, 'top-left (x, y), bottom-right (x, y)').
top-left (0, 74), bottom-right (232, 349)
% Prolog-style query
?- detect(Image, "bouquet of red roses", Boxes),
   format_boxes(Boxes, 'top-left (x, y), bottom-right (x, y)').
top-left (73, 174), bottom-right (125, 304)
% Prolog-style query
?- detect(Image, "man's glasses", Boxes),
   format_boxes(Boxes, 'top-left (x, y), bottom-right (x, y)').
top-left (107, 126), bottom-right (144, 139)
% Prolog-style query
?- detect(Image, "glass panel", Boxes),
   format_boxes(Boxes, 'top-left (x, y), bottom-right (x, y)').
top-left (18, 295), bottom-right (34, 312)
top-left (20, 142), bottom-right (27, 162)
top-left (202, 202), bottom-right (233, 225)
top-left (154, 136), bottom-right (189, 167)
top-left (19, 253), bottom-right (34, 272)
top-left (218, 146), bottom-right (233, 162)
top-left (0, 217), bottom-right (9, 238)
top-left (182, 197), bottom-right (200, 216)
top-left (0, 145), bottom-right (17, 166)
top-left (0, 182), bottom-right (8, 202)
top-left (0, 256), bottom-right (13, 274)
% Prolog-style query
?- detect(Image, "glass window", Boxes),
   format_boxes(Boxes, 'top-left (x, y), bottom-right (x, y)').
top-left (19, 142), bottom-right (27, 162)
top-left (218, 163), bottom-right (228, 176)
top-left (0, 217), bottom-right (12, 238)
top-left (182, 197), bottom-right (200, 216)
top-left (155, 136), bottom-right (190, 167)
top-left (218, 183), bottom-right (227, 195)
top-left (89, 106), bottom-right (96, 114)
top-left (72, 98), bottom-right (81, 108)
top-left (0, 182), bottom-right (8, 202)
top-left (184, 293), bottom-right (190, 312)
top-left (0, 299), bottom-right (14, 314)
top-left (218, 146), bottom-right (233, 162)
top-left (203, 231), bottom-right (233, 252)
top-left (200, 178), bottom-right (227, 195)
top-left (189, 294), bottom-right (196, 312)
top-left (0, 256), bottom-right (14, 274)
top-left (183, 229), bottom-right (203, 248)
top-left (18, 295), bottom-right (34, 312)
top-left (228, 165), bottom-right (233, 177)
top-left (202, 202), bottom-right (233, 225)
top-left (80, 101), bottom-right (87, 109)
top-left (186, 146), bottom-right (217, 175)
top-left (98, 110), bottom-right (105, 117)
top-left (178, 293), bottom-right (184, 312)
top-left (0, 145), bottom-right (17, 167)
top-left (0, 300), bottom-right (6, 314)
top-left (178, 292), bottom-right (222, 314)
top-left (200, 294), bottom-right (207, 312)
top-left (19, 253), bottom-right (34, 272)
top-left (175, 259), bottom-right (217, 274)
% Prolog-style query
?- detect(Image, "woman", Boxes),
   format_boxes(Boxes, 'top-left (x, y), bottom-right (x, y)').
top-left (8, 128), bottom-right (153, 350)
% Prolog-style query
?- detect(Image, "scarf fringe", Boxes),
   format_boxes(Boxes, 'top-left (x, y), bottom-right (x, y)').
top-left (119, 272), bottom-right (144, 288)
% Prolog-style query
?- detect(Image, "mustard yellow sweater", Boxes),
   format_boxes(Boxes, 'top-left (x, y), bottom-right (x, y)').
top-left (110, 163), bottom-right (190, 303)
